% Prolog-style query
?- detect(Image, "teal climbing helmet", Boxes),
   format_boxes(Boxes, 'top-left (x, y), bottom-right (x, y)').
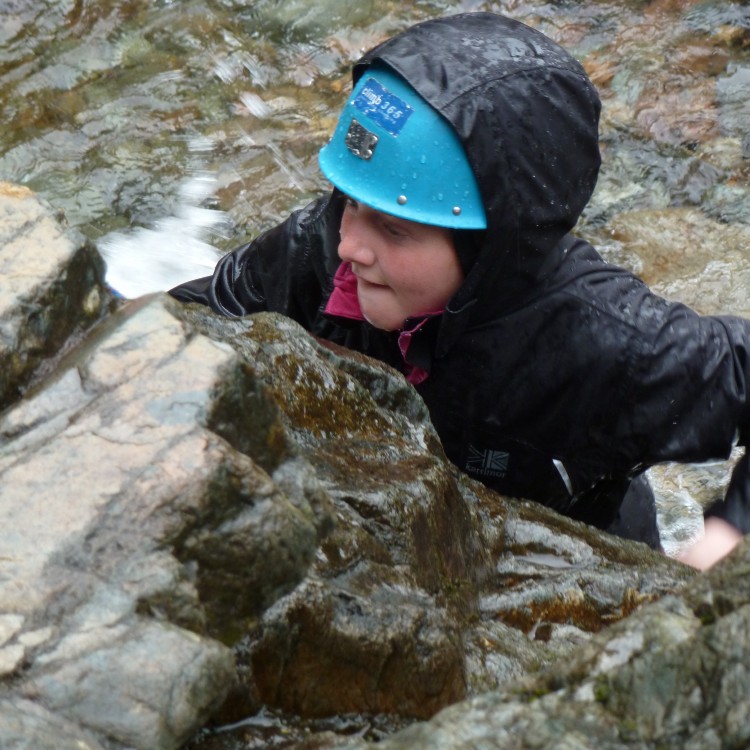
top-left (318, 64), bottom-right (486, 230)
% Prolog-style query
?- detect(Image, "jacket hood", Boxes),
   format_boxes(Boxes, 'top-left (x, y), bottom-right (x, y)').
top-left (353, 12), bottom-right (602, 336)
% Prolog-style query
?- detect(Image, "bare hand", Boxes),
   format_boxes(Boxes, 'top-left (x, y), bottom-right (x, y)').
top-left (677, 516), bottom-right (743, 570)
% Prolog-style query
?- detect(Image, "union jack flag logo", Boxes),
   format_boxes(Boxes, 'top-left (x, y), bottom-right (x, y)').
top-left (466, 446), bottom-right (509, 477)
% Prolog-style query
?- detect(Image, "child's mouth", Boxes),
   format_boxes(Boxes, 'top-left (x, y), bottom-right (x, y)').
top-left (357, 276), bottom-right (388, 290)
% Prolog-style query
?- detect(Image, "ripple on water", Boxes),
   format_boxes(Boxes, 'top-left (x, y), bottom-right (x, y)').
top-left (0, 130), bottom-right (90, 185)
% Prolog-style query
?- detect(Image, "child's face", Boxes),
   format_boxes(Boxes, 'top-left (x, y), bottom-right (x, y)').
top-left (337, 198), bottom-right (463, 331)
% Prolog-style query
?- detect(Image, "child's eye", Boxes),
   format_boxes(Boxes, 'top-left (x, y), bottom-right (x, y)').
top-left (345, 197), bottom-right (359, 211)
top-left (383, 222), bottom-right (407, 239)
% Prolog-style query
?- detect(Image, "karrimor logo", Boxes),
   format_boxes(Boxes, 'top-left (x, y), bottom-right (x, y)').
top-left (466, 446), bottom-right (509, 478)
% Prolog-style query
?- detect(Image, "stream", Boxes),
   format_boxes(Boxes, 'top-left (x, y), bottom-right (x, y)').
top-left (2, 0), bottom-right (744, 299)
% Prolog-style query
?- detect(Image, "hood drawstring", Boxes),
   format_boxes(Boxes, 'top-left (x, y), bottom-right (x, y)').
top-left (397, 318), bottom-right (433, 385)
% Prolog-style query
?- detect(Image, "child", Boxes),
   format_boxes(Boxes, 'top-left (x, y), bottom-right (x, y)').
top-left (170, 12), bottom-right (748, 565)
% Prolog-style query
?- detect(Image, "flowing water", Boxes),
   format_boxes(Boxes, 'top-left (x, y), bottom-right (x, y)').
top-left (1, 0), bottom-right (479, 295)
top-left (1, 0), bottom-right (749, 743)
top-left (1, 0), bottom-right (747, 291)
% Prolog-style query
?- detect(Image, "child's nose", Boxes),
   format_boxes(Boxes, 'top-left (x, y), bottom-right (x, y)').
top-left (338, 223), bottom-right (375, 266)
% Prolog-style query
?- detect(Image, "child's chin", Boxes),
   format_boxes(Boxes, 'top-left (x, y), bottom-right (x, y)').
top-left (362, 313), bottom-right (401, 331)
top-left (358, 298), bottom-right (404, 332)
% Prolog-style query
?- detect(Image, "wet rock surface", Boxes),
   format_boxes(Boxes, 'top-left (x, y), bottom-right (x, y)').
top-left (0, 182), bottom-right (106, 411)
top-left (339, 539), bottom-right (750, 750)
top-left (0, 187), bottom-right (698, 750)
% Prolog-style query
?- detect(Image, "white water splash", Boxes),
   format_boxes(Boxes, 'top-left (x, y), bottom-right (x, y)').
top-left (98, 174), bottom-right (230, 299)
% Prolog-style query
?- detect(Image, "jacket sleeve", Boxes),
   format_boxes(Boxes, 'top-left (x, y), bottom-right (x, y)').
top-left (168, 193), bottom-right (344, 332)
top-left (711, 452), bottom-right (750, 532)
top-left (625, 298), bottom-right (750, 531)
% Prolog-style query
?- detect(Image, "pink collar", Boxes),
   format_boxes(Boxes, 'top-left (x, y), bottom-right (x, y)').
top-left (324, 262), bottom-right (366, 321)
top-left (324, 262), bottom-right (439, 385)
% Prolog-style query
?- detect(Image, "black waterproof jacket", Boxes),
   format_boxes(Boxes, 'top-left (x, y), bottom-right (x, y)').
top-left (171, 13), bottom-right (750, 542)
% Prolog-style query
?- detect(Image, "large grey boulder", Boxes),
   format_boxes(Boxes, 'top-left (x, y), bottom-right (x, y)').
top-left (0, 187), bottom-right (330, 748)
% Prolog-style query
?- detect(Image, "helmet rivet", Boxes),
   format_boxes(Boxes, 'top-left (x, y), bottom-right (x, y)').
top-left (397, 195), bottom-right (407, 205)
top-left (452, 206), bottom-right (462, 216)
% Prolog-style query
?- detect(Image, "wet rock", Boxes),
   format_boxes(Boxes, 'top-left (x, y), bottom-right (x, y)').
top-left (248, 577), bottom-right (466, 719)
top-left (337, 537), bottom-right (750, 750)
top-left (174, 306), bottom-right (693, 730)
top-left (0, 698), bottom-right (107, 750)
top-left (635, 76), bottom-right (718, 148)
top-left (23, 620), bottom-right (232, 749)
top-left (0, 189), bottom-right (330, 749)
top-left (716, 65), bottom-right (750, 138)
top-left (1, 187), bottom-right (696, 750)
top-left (649, 452), bottom-right (741, 554)
top-left (0, 181), bottom-right (108, 411)
top-left (578, 0), bottom-right (749, 231)
top-left (0, 295), bottom-right (332, 747)
top-left (601, 207), bottom-right (750, 316)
